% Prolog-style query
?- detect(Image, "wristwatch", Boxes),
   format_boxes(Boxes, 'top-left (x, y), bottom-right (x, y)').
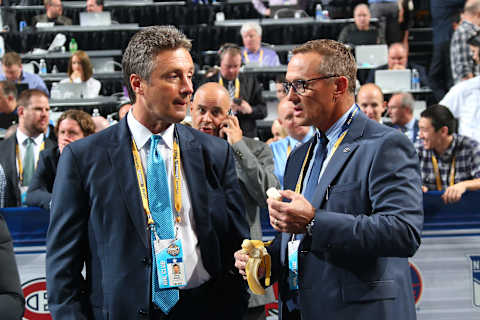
top-left (306, 218), bottom-right (315, 236)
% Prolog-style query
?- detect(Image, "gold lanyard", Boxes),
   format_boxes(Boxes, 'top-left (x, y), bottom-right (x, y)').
top-left (219, 77), bottom-right (240, 98)
top-left (243, 49), bottom-right (263, 64)
top-left (287, 144), bottom-right (291, 157)
top-left (431, 154), bottom-right (456, 191)
top-left (131, 135), bottom-right (183, 226)
top-left (16, 140), bottom-right (45, 183)
top-left (294, 107), bottom-right (358, 194)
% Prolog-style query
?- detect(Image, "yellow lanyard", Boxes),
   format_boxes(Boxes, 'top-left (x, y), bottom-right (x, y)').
top-left (431, 154), bottom-right (456, 191)
top-left (131, 135), bottom-right (183, 226)
top-left (243, 49), bottom-right (263, 64)
top-left (16, 140), bottom-right (45, 184)
top-left (294, 107), bottom-right (358, 194)
top-left (219, 77), bottom-right (240, 98)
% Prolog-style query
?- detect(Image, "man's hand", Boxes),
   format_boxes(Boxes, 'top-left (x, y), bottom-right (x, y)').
top-left (442, 183), bottom-right (467, 204)
top-left (268, 189), bottom-right (315, 234)
top-left (219, 115), bottom-right (243, 145)
top-left (234, 249), bottom-right (266, 280)
top-left (422, 185), bottom-right (428, 193)
top-left (232, 99), bottom-right (253, 115)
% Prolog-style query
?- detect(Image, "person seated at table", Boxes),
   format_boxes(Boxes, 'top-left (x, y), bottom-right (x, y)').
top-left (0, 52), bottom-right (49, 95)
top-left (60, 50), bottom-right (101, 98)
top-left (26, 110), bottom-right (95, 210)
top-left (240, 22), bottom-right (280, 67)
top-left (32, 0), bottom-right (72, 26)
top-left (251, 0), bottom-right (308, 17)
top-left (266, 119), bottom-right (287, 144)
top-left (416, 104), bottom-right (480, 204)
top-left (85, 0), bottom-right (118, 24)
top-left (338, 3), bottom-right (386, 47)
top-left (0, 81), bottom-right (19, 131)
top-left (117, 100), bottom-right (132, 120)
top-left (365, 42), bottom-right (429, 87)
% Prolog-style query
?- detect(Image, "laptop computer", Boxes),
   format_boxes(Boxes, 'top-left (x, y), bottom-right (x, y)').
top-left (55, 82), bottom-right (86, 99)
top-left (355, 44), bottom-right (388, 67)
top-left (375, 69), bottom-right (411, 92)
top-left (91, 57), bottom-right (115, 73)
top-left (79, 12), bottom-right (112, 27)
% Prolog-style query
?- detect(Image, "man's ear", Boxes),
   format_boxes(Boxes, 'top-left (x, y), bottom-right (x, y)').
top-left (130, 74), bottom-right (143, 97)
top-left (334, 76), bottom-right (348, 96)
top-left (440, 125), bottom-right (449, 136)
top-left (17, 105), bottom-right (25, 117)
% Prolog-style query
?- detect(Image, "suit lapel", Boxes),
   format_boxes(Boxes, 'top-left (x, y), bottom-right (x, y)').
top-left (310, 112), bottom-right (368, 209)
top-left (107, 119), bottom-right (148, 248)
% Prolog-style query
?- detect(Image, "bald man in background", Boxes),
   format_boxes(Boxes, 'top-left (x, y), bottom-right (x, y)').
top-left (356, 83), bottom-right (387, 124)
top-left (190, 82), bottom-right (278, 320)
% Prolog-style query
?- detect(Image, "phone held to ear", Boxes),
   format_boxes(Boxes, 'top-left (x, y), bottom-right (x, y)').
top-left (233, 97), bottom-right (242, 105)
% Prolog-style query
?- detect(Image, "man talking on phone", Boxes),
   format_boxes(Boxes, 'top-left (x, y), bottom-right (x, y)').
top-left (205, 43), bottom-right (267, 138)
top-left (191, 82), bottom-right (279, 319)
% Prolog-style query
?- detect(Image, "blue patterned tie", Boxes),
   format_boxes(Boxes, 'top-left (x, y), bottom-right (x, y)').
top-left (303, 133), bottom-right (328, 202)
top-left (146, 135), bottom-right (179, 314)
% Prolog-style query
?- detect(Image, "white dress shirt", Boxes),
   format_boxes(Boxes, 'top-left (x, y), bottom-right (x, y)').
top-left (127, 111), bottom-right (211, 289)
top-left (15, 129), bottom-right (45, 177)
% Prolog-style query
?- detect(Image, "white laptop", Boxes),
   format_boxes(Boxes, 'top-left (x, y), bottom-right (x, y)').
top-left (375, 69), bottom-right (411, 92)
top-left (91, 57), bottom-right (115, 73)
top-left (79, 12), bottom-right (112, 27)
top-left (55, 82), bottom-right (86, 99)
top-left (355, 44), bottom-right (388, 68)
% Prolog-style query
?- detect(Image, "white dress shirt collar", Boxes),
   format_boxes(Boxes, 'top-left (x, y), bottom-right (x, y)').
top-left (127, 111), bottom-right (175, 150)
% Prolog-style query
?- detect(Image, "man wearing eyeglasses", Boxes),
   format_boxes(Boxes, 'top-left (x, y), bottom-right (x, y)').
top-left (235, 39), bottom-right (423, 320)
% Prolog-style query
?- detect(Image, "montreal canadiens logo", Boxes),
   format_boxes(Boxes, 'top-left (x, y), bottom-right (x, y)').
top-left (22, 277), bottom-right (52, 320)
top-left (409, 261), bottom-right (423, 306)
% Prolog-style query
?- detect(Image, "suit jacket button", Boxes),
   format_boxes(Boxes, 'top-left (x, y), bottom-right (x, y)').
top-left (141, 257), bottom-right (151, 265)
top-left (137, 308), bottom-right (148, 316)
top-left (300, 250), bottom-right (308, 255)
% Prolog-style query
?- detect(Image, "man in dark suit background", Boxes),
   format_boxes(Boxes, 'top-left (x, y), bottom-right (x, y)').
top-left (0, 214), bottom-right (24, 319)
top-left (46, 26), bottom-right (250, 320)
top-left (205, 43), bottom-right (267, 138)
top-left (235, 39), bottom-right (423, 320)
top-left (387, 92), bottom-right (419, 143)
top-left (0, 89), bottom-right (56, 207)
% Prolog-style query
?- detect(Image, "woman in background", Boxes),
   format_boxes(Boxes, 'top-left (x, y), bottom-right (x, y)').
top-left (60, 50), bottom-right (101, 98)
top-left (26, 110), bottom-right (95, 210)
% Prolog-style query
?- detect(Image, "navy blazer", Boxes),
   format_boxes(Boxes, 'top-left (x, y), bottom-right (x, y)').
top-left (268, 111), bottom-right (423, 320)
top-left (0, 132), bottom-right (57, 207)
top-left (46, 118), bottom-right (250, 319)
top-left (25, 146), bottom-right (60, 210)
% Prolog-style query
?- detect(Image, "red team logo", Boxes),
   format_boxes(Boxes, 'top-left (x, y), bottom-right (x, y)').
top-left (21, 278), bottom-right (52, 320)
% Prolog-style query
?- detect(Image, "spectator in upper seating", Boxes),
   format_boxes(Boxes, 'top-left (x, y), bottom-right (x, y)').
top-left (387, 92), bottom-right (419, 143)
top-left (0, 89), bottom-right (56, 207)
top-left (451, 0), bottom-right (480, 84)
top-left (440, 75), bottom-right (480, 143)
top-left (338, 4), bottom-right (386, 47)
top-left (356, 83), bottom-right (387, 123)
top-left (270, 98), bottom-right (314, 188)
top-left (26, 110), bottom-right (95, 210)
top-left (59, 50), bottom-right (101, 98)
top-left (204, 43), bottom-right (267, 138)
top-left (368, 0), bottom-right (402, 45)
top-left (266, 119), bottom-right (287, 145)
top-left (86, 0), bottom-right (103, 12)
top-left (366, 42), bottom-right (429, 87)
top-left (240, 22), bottom-right (280, 67)
top-left (251, 0), bottom-right (308, 17)
top-left (0, 52), bottom-right (49, 95)
top-left (0, 81), bottom-right (18, 131)
top-left (417, 104), bottom-right (480, 203)
top-left (32, 0), bottom-right (72, 26)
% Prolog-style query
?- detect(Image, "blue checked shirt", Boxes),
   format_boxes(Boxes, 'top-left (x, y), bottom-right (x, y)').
top-left (450, 20), bottom-right (480, 84)
top-left (0, 165), bottom-right (6, 208)
top-left (416, 134), bottom-right (480, 191)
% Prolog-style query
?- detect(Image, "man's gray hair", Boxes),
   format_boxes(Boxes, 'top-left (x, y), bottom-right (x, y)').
top-left (240, 22), bottom-right (262, 37)
top-left (122, 25), bottom-right (192, 103)
top-left (394, 92), bottom-right (415, 111)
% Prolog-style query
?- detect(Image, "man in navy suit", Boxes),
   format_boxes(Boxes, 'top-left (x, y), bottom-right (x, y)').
top-left (235, 39), bottom-right (423, 320)
top-left (387, 92), bottom-right (420, 143)
top-left (47, 26), bottom-right (250, 320)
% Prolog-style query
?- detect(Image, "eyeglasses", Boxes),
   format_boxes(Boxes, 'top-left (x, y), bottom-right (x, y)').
top-left (282, 75), bottom-right (339, 95)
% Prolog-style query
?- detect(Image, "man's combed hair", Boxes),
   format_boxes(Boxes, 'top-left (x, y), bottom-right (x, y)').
top-left (122, 25), bottom-right (192, 103)
top-left (55, 109), bottom-right (96, 137)
top-left (421, 104), bottom-right (457, 134)
top-left (17, 89), bottom-right (48, 109)
top-left (293, 39), bottom-right (357, 94)
top-left (2, 52), bottom-right (22, 67)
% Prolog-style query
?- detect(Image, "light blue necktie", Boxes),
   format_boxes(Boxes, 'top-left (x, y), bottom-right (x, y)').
top-left (146, 135), bottom-right (179, 314)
